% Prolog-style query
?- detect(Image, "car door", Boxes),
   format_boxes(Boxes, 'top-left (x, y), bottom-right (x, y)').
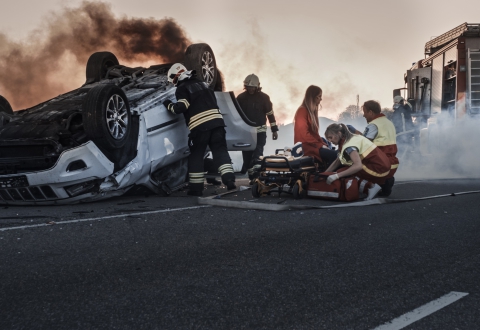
top-left (140, 87), bottom-right (190, 173)
top-left (215, 92), bottom-right (257, 151)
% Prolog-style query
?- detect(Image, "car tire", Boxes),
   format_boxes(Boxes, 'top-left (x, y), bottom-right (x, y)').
top-left (82, 84), bottom-right (134, 168)
top-left (85, 52), bottom-right (119, 84)
top-left (252, 182), bottom-right (260, 198)
top-left (184, 43), bottom-right (217, 89)
top-left (0, 95), bottom-right (13, 115)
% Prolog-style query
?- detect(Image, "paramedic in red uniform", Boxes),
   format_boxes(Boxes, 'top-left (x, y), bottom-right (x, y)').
top-left (323, 123), bottom-right (391, 200)
top-left (360, 100), bottom-right (399, 196)
top-left (236, 74), bottom-right (279, 181)
top-left (293, 85), bottom-right (337, 168)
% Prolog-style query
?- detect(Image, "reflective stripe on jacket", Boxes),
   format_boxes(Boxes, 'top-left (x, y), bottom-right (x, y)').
top-left (339, 135), bottom-right (390, 180)
top-left (370, 115), bottom-right (399, 177)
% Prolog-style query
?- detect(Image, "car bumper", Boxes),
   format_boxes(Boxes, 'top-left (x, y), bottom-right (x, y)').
top-left (0, 141), bottom-right (114, 205)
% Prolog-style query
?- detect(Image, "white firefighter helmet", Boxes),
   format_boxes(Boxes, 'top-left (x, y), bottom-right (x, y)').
top-left (393, 95), bottom-right (404, 103)
top-left (167, 63), bottom-right (187, 85)
top-left (243, 74), bottom-right (260, 88)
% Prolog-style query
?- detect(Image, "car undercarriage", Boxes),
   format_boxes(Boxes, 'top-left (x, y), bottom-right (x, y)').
top-left (0, 43), bottom-right (257, 204)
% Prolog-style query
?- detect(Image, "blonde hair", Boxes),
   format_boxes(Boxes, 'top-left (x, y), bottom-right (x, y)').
top-left (324, 123), bottom-right (353, 142)
top-left (301, 85), bottom-right (322, 132)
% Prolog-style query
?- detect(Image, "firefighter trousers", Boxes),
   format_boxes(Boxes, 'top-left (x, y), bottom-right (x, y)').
top-left (188, 127), bottom-right (235, 192)
top-left (241, 132), bottom-right (267, 179)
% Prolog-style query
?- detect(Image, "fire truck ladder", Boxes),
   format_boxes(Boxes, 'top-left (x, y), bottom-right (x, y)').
top-left (425, 23), bottom-right (480, 56)
top-left (468, 49), bottom-right (480, 115)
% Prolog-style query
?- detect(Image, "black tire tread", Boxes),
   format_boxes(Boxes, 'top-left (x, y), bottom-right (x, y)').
top-left (292, 184), bottom-right (300, 199)
top-left (252, 182), bottom-right (260, 198)
top-left (85, 52), bottom-right (119, 84)
top-left (82, 84), bottom-right (131, 151)
top-left (0, 95), bottom-right (13, 115)
top-left (184, 43), bottom-right (217, 89)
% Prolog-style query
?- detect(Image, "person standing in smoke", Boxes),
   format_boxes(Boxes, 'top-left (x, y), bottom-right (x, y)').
top-left (236, 74), bottom-right (279, 182)
top-left (391, 95), bottom-right (415, 156)
top-left (163, 63), bottom-right (236, 196)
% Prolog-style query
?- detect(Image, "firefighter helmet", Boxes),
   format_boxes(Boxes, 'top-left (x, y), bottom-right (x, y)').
top-left (167, 63), bottom-right (187, 85)
top-left (243, 74), bottom-right (260, 88)
top-left (393, 95), bottom-right (404, 103)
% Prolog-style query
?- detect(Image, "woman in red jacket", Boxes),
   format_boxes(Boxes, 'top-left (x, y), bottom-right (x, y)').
top-left (294, 85), bottom-right (337, 167)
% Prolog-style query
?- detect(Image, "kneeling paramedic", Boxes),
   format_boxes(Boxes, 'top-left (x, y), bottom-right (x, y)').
top-left (347, 101), bottom-right (399, 196)
top-left (163, 63), bottom-right (236, 196)
top-left (323, 123), bottom-right (391, 200)
top-left (361, 100), bottom-right (399, 196)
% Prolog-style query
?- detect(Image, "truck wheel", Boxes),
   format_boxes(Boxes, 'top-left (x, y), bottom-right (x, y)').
top-left (184, 43), bottom-right (217, 89)
top-left (0, 95), bottom-right (13, 115)
top-left (252, 182), bottom-right (260, 198)
top-left (82, 84), bottom-right (132, 158)
top-left (85, 52), bottom-right (119, 84)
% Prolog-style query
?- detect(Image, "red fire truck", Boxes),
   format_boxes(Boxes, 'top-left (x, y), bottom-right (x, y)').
top-left (394, 23), bottom-right (480, 155)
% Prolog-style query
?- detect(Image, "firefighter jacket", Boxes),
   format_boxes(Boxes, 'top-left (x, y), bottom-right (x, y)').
top-left (367, 114), bottom-right (399, 178)
top-left (167, 74), bottom-right (225, 131)
top-left (294, 106), bottom-right (327, 162)
top-left (391, 104), bottom-right (414, 136)
top-left (338, 135), bottom-right (391, 184)
top-left (236, 91), bottom-right (278, 133)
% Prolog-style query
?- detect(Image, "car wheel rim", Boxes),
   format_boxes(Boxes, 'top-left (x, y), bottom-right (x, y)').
top-left (201, 51), bottom-right (215, 86)
top-left (106, 94), bottom-right (128, 140)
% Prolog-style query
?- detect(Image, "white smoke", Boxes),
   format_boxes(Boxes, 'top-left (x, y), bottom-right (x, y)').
top-left (396, 112), bottom-right (480, 180)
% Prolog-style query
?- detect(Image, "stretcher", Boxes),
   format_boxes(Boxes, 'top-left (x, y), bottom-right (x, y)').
top-left (251, 150), bottom-right (316, 199)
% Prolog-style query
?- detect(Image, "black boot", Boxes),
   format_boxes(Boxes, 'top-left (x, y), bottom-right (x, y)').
top-left (188, 182), bottom-right (204, 196)
top-left (206, 178), bottom-right (222, 186)
top-left (221, 172), bottom-right (236, 190)
top-left (226, 181), bottom-right (237, 190)
top-left (379, 177), bottom-right (395, 197)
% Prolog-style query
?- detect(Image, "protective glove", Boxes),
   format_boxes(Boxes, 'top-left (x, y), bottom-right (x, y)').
top-left (347, 125), bottom-right (357, 133)
top-left (326, 173), bottom-right (339, 185)
top-left (163, 99), bottom-right (173, 110)
top-left (272, 131), bottom-right (278, 140)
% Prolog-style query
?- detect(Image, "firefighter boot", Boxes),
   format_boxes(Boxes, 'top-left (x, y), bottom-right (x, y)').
top-left (221, 172), bottom-right (236, 191)
top-left (206, 177), bottom-right (222, 186)
top-left (379, 177), bottom-right (395, 197)
top-left (187, 182), bottom-right (204, 197)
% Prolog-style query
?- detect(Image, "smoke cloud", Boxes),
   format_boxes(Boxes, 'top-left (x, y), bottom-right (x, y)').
top-left (395, 113), bottom-right (480, 180)
top-left (218, 19), bottom-right (359, 125)
top-left (0, 1), bottom-right (191, 110)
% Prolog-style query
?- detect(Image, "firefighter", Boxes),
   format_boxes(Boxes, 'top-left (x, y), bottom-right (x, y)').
top-left (163, 63), bottom-right (236, 196)
top-left (236, 74), bottom-right (278, 181)
top-left (323, 123), bottom-right (391, 200)
top-left (391, 95), bottom-right (415, 156)
top-left (361, 100), bottom-right (399, 196)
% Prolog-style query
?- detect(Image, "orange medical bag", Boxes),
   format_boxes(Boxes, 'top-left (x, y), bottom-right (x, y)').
top-left (306, 172), bottom-right (360, 202)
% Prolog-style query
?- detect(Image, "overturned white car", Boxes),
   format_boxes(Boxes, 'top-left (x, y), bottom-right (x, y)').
top-left (0, 43), bottom-right (257, 205)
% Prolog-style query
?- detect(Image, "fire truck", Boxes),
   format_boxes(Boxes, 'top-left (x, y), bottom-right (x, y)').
top-left (394, 23), bottom-right (480, 155)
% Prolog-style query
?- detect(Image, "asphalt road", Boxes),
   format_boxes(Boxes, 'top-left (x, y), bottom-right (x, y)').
top-left (1, 178), bottom-right (480, 329)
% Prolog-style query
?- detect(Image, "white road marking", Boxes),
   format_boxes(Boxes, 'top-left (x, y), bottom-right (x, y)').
top-left (0, 205), bottom-right (212, 232)
top-left (373, 291), bottom-right (469, 330)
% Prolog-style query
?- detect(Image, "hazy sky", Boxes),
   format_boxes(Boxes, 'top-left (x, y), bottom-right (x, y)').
top-left (1, 0), bottom-right (479, 123)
